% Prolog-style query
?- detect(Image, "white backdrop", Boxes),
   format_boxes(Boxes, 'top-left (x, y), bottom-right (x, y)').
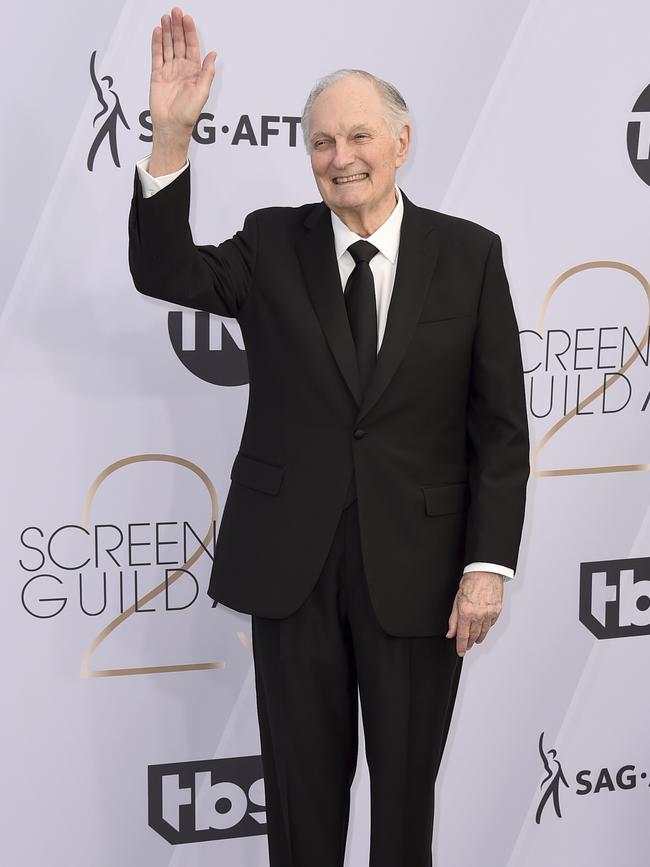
top-left (2, 1), bottom-right (649, 864)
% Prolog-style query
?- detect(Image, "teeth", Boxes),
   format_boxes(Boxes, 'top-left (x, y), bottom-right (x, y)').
top-left (334, 173), bottom-right (368, 184)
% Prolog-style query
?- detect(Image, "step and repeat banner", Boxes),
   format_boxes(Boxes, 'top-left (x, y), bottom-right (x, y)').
top-left (1, 0), bottom-right (649, 864)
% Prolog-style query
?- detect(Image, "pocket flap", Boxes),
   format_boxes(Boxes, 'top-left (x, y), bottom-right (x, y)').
top-left (422, 481), bottom-right (468, 516)
top-left (230, 452), bottom-right (285, 495)
top-left (417, 313), bottom-right (473, 325)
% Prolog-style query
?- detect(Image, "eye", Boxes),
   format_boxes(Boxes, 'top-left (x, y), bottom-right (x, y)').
top-left (354, 133), bottom-right (370, 140)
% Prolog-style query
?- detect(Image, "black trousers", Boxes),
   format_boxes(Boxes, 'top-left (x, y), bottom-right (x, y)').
top-left (251, 482), bottom-right (464, 867)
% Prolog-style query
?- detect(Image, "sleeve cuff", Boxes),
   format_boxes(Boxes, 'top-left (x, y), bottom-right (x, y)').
top-left (463, 561), bottom-right (514, 581)
top-left (135, 154), bottom-right (190, 199)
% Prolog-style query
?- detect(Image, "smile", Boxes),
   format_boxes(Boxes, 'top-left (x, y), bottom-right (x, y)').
top-left (332, 173), bottom-right (369, 184)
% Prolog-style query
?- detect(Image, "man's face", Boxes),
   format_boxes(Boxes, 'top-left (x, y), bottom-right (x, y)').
top-left (307, 76), bottom-right (410, 223)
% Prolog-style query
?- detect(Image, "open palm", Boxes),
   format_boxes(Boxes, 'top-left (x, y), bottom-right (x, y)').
top-left (150, 7), bottom-right (216, 137)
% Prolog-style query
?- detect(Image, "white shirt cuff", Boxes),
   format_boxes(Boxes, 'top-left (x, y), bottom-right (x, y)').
top-left (463, 562), bottom-right (514, 581)
top-left (136, 154), bottom-right (189, 199)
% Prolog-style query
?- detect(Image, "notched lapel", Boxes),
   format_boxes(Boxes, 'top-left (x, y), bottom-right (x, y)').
top-left (296, 204), bottom-right (362, 405)
top-left (356, 193), bottom-right (440, 422)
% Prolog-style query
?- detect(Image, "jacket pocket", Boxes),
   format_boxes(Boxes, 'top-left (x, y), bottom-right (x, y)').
top-left (416, 313), bottom-right (473, 325)
top-left (421, 481), bottom-right (468, 516)
top-left (230, 452), bottom-right (285, 495)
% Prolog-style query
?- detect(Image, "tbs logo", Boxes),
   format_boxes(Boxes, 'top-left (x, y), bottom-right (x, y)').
top-left (628, 81), bottom-right (650, 186)
top-left (579, 557), bottom-right (650, 639)
top-left (148, 756), bottom-right (265, 844)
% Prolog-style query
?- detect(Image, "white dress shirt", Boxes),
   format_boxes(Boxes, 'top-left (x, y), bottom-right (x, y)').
top-left (135, 155), bottom-right (514, 582)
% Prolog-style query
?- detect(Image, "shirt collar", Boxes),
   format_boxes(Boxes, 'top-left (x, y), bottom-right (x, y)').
top-left (330, 186), bottom-right (404, 265)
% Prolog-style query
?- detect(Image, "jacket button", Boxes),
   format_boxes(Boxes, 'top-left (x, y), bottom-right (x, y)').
top-left (353, 428), bottom-right (366, 439)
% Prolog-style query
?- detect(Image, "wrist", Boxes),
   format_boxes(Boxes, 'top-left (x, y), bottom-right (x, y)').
top-left (149, 131), bottom-right (191, 176)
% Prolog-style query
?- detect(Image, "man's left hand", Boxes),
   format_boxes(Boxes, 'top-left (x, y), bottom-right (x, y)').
top-left (446, 570), bottom-right (503, 657)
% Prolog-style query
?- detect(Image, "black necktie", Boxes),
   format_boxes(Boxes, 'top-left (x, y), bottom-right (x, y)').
top-left (344, 240), bottom-right (379, 396)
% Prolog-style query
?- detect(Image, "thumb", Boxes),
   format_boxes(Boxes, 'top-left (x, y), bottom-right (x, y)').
top-left (446, 598), bottom-right (458, 638)
top-left (199, 50), bottom-right (217, 89)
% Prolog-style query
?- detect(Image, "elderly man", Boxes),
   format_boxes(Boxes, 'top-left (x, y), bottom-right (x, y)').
top-left (128, 7), bottom-right (529, 866)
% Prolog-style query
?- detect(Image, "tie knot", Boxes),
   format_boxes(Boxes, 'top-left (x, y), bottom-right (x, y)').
top-left (347, 239), bottom-right (379, 265)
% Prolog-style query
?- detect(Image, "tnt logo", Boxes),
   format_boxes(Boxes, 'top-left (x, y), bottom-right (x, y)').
top-left (168, 310), bottom-right (249, 386)
top-left (148, 756), bottom-right (266, 844)
top-left (579, 557), bottom-right (650, 639)
top-left (628, 82), bottom-right (650, 186)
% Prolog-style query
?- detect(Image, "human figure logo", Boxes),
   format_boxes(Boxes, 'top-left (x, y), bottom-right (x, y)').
top-left (87, 50), bottom-right (130, 171)
top-left (535, 731), bottom-right (569, 823)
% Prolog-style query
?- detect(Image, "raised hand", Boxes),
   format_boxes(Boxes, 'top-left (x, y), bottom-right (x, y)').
top-left (148, 7), bottom-right (217, 174)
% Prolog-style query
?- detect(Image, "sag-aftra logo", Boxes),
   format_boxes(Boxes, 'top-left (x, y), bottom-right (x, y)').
top-left (87, 49), bottom-right (301, 172)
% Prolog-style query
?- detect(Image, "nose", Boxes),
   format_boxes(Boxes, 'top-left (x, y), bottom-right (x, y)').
top-left (332, 137), bottom-right (355, 169)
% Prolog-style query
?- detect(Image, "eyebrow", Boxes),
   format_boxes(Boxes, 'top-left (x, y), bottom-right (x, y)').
top-left (309, 124), bottom-right (376, 143)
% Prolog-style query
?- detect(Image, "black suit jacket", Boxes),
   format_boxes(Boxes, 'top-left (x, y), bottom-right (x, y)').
top-left (128, 164), bottom-right (530, 636)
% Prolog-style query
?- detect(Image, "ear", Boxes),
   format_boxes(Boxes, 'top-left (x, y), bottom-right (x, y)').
top-left (395, 123), bottom-right (411, 167)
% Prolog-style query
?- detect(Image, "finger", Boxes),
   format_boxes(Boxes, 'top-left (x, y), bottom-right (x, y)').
top-left (183, 13), bottom-right (201, 65)
top-left (151, 25), bottom-right (163, 72)
top-left (469, 619), bottom-right (482, 641)
top-left (171, 6), bottom-right (186, 60)
top-left (475, 615), bottom-right (496, 644)
top-left (198, 50), bottom-right (217, 93)
top-left (456, 618), bottom-right (470, 656)
top-left (161, 14), bottom-right (173, 64)
top-left (465, 619), bottom-right (482, 652)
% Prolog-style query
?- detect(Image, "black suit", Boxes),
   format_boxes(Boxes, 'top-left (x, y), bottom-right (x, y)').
top-left (128, 163), bottom-right (529, 865)
top-left (128, 165), bottom-right (529, 635)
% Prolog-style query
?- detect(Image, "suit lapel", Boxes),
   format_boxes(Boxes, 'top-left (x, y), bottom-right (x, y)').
top-left (356, 191), bottom-right (440, 421)
top-left (296, 191), bottom-right (440, 418)
top-left (297, 203), bottom-right (362, 405)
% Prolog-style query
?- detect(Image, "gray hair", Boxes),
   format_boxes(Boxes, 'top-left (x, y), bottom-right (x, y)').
top-left (300, 68), bottom-right (411, 150)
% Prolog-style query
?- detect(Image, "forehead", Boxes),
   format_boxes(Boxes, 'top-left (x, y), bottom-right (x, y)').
top-left (309, 77), bottom-right (386, 134)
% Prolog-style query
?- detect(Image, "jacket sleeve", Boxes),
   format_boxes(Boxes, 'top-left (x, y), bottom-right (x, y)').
top-left (463, 233), bottom-right (530, 572)
top-left (127, 161), bottom-right (257, 319)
